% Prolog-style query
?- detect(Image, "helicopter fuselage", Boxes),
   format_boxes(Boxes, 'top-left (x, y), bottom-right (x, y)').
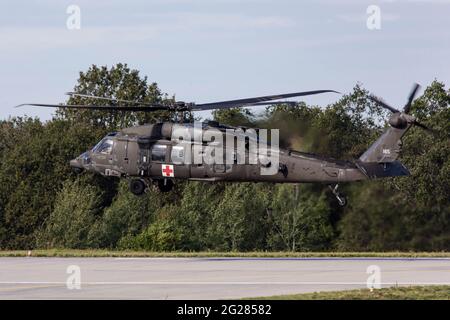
top-left (70, 122), bottom-right (372, 190)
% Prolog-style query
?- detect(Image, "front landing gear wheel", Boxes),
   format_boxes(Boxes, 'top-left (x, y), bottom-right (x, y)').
top-left (130, 179), bottom-right (146, 196)
top-left (157, 179), bottom-right (174, 193)
top-left (329, 184), bottom-right (347, 207)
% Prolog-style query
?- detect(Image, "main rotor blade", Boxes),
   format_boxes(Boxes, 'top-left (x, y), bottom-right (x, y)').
top-left (193, 90), bottom-right (339, 111)
top-left (15, 103), bottom-right (170, 112)
top-left (404, 83), bottom-right (421, 114)
top-left (368, 95), bottom-right (400, 113)
top-left (66, 92), bottom-right (157, 106)
top-left (244, 101), bottom-right (299, 106)
top-left (17, 90), bottom-right (338, 113)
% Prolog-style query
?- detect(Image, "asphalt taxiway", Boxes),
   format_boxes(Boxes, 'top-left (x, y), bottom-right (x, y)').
top-left (0, 257), bottom-right (449, 299)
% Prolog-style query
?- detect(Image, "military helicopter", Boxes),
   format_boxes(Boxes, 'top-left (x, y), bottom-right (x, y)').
top-left (17, 84), bottom-right (432, 206)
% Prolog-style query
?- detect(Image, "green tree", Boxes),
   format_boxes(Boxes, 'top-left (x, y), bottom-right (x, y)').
top-left (175, 181), bottom-right (226, 250)
top-left (59, 63), bottom-right (174, 129)
top-left (37, 179), bottom-right (102, 248)
top-left (213, 108), bottom-right (254, 127)
top-left (207, 183), bottom-right (270, 251)
top-left (90, 180), bottom-right (178, 248)
top-left (117, 205), bottom-right (187, 251)
top-left (267, 184), bottom-right (334, 251)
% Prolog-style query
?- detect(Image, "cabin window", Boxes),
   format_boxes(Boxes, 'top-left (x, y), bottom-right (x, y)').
top-left (171, 145), bottom-right (185, 164)
top-left (151, 144), bottom-right (167, 162)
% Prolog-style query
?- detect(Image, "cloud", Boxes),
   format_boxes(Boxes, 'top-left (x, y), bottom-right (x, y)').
top-left (336, 13), bottom-right (400, 23)
top-left (381, 0), bottom-right (450, 3)
top-left (0, 12), bottom-right (295, 52)
top-left (0, 26), bottom-right (159, 51)
top-left (162, 12), bottom-right (296, 29)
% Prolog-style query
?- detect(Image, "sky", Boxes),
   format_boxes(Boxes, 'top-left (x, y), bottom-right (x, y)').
top-left (1, 0), bottom-right (449, 121)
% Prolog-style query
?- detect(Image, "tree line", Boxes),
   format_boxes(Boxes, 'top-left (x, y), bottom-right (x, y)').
top-left (0, 64), bottom-right (448, 251)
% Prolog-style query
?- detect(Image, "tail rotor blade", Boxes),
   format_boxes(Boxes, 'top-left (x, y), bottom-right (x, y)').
top-left (404, 83), bottom-right (421, 114)
top-left (413, 120), bottom-right (440, 136)
top-left (414, 121), bottom-right (429, 130)
top-left (368, 95), bottom-right (400, 113)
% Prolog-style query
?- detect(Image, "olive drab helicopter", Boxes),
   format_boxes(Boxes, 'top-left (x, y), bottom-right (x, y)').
top-left (17, 84), bottom-right (433, 206)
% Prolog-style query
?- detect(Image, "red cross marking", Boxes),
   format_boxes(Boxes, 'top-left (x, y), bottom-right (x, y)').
top-left (162, 165), bottom-right (174, 177)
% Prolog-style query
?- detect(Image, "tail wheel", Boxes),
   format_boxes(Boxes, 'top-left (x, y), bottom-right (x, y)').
top-left (336, 193), bottom-right (347, 207)
top-left (129, 179), bottom-right (146, 196)
top-left (328, 184), bottom-right (347, 207)
top-left (157, 179), bottom-right (174, 193)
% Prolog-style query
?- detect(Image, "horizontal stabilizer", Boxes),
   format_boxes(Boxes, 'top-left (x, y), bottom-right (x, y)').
top-left (355, 160), bottom-right (410, 179)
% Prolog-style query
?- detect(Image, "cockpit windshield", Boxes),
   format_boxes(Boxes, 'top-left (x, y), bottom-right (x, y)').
top-left (92, 132), bottom-right (117, 154)
top-left (92, 138), bottom-right (113, 154)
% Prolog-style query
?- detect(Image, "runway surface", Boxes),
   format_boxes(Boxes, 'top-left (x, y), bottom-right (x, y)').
top-left (0, 257), bottom-right (449, 299)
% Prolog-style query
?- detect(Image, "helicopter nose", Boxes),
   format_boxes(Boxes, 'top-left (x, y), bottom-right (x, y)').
top-left (70, 158), bottom-right (84, 174)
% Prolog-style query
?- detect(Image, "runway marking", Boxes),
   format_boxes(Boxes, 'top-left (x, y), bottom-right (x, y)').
top-left (113, 257), bottom-right (450, 261)
top-left (0, 284), bottom-right (62, 293)
top-left (1, 281), bottom-right (449, 285)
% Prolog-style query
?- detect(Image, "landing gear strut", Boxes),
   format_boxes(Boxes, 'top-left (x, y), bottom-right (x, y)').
top-left (157, 179), bottom-right (174, 193)
top-left (329, 184), bottom-right (347, 207)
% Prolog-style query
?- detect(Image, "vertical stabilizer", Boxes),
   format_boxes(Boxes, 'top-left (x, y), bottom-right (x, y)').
top-left (359, 125), bottom-right (411, 163)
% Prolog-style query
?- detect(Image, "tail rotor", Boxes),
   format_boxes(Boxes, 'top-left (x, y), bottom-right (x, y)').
top-left (368, 83), bottom-right (435, 134)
